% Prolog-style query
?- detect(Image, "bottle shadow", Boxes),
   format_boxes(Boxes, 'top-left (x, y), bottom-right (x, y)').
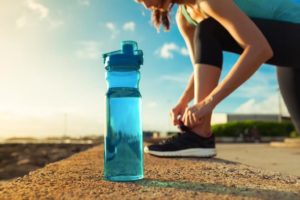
top-left (134, 178), bottom-right (300, 199)
top-left (178, 157), bottom-right (240, 165)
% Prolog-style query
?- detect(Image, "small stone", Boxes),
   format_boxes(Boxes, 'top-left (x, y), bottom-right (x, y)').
top-left (11, 152), bottom-right (19, 157)
top-left (227, 168), bottom-right (236, 173)
top-left (17, 159), bottom-right (31, 166)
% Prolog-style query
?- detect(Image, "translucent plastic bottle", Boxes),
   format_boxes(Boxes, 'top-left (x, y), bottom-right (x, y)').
top-left (102, 41), bottom-right (144, 182)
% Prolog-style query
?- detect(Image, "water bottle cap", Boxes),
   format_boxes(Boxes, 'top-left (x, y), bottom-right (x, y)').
top-left (102, 41), bottom-right (143, 71)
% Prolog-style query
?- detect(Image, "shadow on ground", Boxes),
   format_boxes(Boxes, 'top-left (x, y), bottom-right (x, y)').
top-left (148, 155), bottom-right (240, 165)
top-left (178, 157), bottom-right (240, 165)
top-left (135, 178), bottom-right (300, 199)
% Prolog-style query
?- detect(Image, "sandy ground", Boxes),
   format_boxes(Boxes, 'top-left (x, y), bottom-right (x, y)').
top-left (216, 144), bottom-right (300, 176)
top-left (0, 145), bottom-right (299, 200)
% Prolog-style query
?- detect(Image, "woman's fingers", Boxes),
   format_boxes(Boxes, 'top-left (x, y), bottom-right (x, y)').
top-left (182, 108), bottom-right (188, 126)
top-left (177, 114), bottom-right (183, 123)
top-left (170, 109), bottom-right (183, 126)
top-left (184, 108), bottom-right (194, 127)
top-left (191, 113), bottom-right (198, 127)
top-left (170, 111), bottom-right (175, 125)
top-left (182, 107), bottom-right (206, 128)
top-left (187, 110), bottom-right (192, 127)
top-left (170, 108), bottom-right (177, 125)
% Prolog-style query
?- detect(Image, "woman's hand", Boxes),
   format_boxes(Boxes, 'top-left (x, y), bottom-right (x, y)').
top-left (170, 101), bottom-right (188, 127)
top-left (182, 97), bottom-right (215, 128)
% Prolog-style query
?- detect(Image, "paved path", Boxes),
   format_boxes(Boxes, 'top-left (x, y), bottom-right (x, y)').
top-left (0, 145), bottom-right (299, 200)
top-left (216, 144), bottom-right (300, 176)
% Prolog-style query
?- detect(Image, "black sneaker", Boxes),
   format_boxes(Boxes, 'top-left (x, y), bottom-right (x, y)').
top-left (144, 125), bottom-right (216, 158)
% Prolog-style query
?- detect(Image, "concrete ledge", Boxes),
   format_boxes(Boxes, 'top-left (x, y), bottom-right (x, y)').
top-left (0, 145), bottom-right (300, 200)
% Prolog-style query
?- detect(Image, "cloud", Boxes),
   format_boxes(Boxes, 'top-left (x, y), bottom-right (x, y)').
top-left (180, 48), bottom-right (189, 56)
top-left (16, 16), bottom-right (27, 29)
top-left (17, 0), bottom-right (64, 29)
top-left (234, 93), bottom-right (289, 116)
top-left (104, 21), bottom-right (137, 39)
top-left (75, 41), bottom-right (101, 60)
top-left (105, 22), bottom-right (119, 39)
top-left (123, 21), bottom-right (136, 32)
top-left (78, 0), bottom-right (90, 6)
top-left (156, 43), bottom-right (189, 59)
top-left (26, 0), bottom-right (49, 19)
top-left (106, 22), bottom-right (116, 31)
top-left (232, 70), bottom-right (277, 99)
top-left (158, 43), bottom-right (178, 59)
top-left (232, 70), bottom-right (289, 115)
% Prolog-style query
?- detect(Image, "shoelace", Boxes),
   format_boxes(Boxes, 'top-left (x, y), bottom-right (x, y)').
top-left (161, 128), bottom-right (196, 144)
top-left (179, 124), bottom-right (191, 133)
top-left (158, 123), bottom-right (202, 145)
top-left (159, 132), bottom-right (186, 145)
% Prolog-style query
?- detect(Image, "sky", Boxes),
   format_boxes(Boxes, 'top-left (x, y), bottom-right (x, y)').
top-left (0, 0), bottom-right (292, 138)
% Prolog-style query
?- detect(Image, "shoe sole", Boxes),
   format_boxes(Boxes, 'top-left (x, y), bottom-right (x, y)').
top-left (144, 146), bottom-right (217, 158)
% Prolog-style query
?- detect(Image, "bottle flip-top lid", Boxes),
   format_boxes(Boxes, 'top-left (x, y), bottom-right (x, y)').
top-left (102, 41), bottom-right (143, 71)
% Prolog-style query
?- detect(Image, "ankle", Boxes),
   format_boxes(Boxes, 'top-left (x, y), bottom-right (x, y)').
top-left (191, 126), bottom-right (213, 138)
top-left (198, 131), bottom-right (213, 138)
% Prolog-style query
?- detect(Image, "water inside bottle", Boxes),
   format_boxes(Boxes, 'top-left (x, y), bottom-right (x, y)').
top-left (104, 87), bottom-right (144, 181)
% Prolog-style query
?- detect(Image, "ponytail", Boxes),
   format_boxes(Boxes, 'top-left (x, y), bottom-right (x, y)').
top-left (151, 2), bottom-right (175, 32)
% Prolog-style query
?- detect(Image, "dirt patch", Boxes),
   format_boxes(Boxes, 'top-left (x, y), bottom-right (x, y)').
top-left (0, 143), bottom-right (97, 180)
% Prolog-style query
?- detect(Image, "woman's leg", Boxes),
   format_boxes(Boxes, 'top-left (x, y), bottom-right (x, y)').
top-left (191, 64), bottom-right (221, 137)
top-left (276, 66), bottom-right (300, 134)
top-left (190, 18), bottom-right (223, 137)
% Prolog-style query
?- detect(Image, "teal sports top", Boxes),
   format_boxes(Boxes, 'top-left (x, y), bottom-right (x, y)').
top-left (181, 0), bottom-right (300, 26)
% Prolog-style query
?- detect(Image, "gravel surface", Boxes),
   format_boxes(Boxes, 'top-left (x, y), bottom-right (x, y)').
top-left (0, 145), bottom-right (299, 200)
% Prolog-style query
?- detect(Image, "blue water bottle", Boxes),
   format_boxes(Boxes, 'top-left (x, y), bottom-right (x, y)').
top-left (103, 41), bottom-right (144, 182)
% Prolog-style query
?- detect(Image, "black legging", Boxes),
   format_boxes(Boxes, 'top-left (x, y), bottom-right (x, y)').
top-left (194, 17), bottom-right (300, 134)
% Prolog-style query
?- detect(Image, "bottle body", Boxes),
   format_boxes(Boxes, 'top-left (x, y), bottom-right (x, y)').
top-left (104, 71), bottom-right (144, 181)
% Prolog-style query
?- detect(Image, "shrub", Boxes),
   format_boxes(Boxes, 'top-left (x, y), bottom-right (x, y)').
top-left (289, 130), bottom-right (300, 138)
top-left (212, 120), bottom-right (295, 137)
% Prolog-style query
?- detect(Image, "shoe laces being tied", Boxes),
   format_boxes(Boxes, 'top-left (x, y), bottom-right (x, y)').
top-left (159, 124), bottom-right (194, 145)
top-left (159, 132), bottom-right (185, 145)
top-left (179, 123), bottom-right (192, 133)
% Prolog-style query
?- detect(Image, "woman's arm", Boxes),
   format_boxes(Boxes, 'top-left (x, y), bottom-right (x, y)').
top-left (198, 0), bottom-right (273, 108)
top-left (175, 7), bottom-right (196, 105)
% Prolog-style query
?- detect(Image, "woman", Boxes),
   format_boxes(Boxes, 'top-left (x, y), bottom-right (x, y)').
top-left (135, 0), bottom-right (300, 157)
